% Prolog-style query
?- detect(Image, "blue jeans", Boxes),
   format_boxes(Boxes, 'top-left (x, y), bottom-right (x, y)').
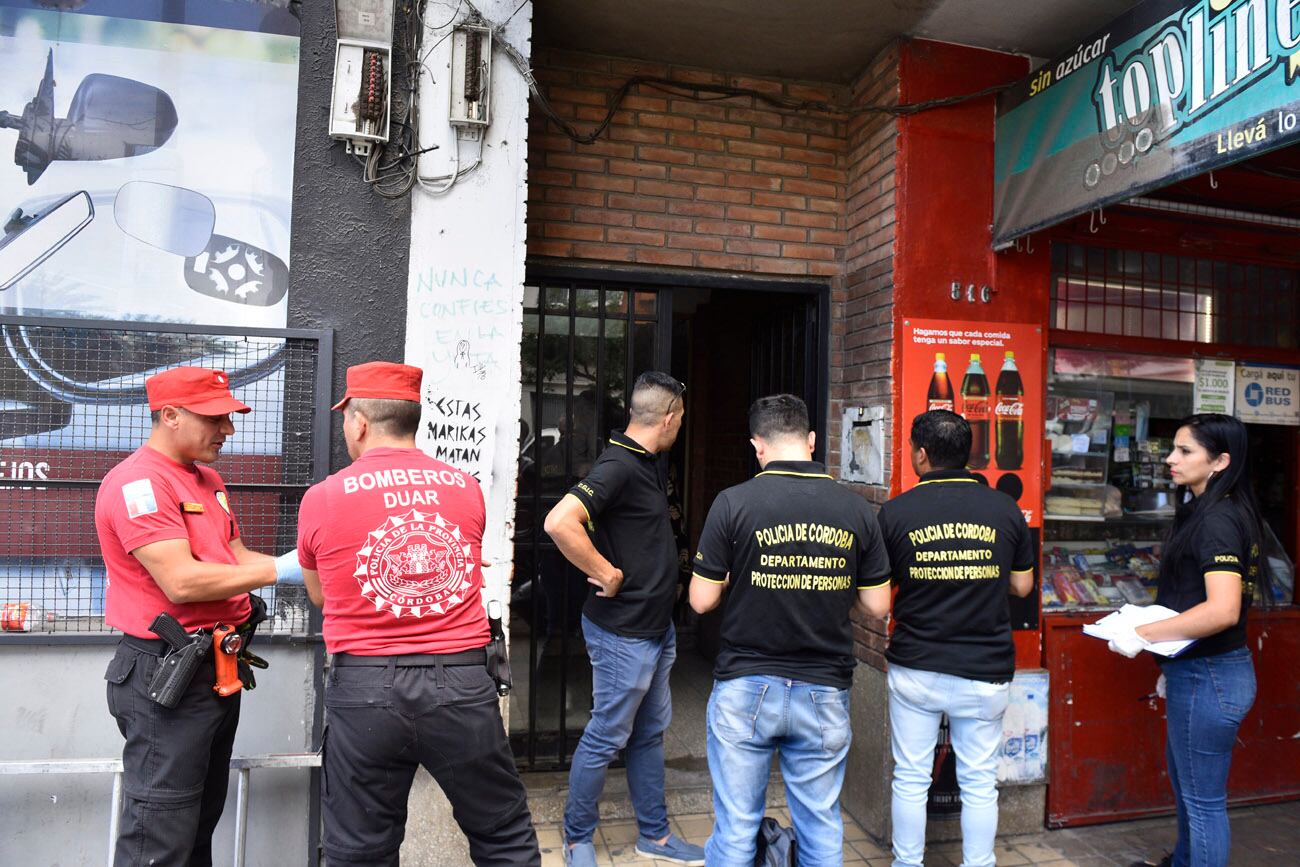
top-left (888, 664), bottom-right (1010, 867)
top-left (1163, 646), bottom-right (1256, 867)
top-left (564, 615), bottom-right (675, 845)
top-left (705, 675), bottom-right (852, 867)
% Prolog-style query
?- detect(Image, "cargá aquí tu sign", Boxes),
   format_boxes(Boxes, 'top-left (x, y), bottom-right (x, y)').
top-left (994, 0), bottom-right (1300, 248)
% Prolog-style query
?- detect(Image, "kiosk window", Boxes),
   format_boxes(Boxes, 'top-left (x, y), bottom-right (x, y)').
top-left (1051, 244), bottom-right (1300, 350)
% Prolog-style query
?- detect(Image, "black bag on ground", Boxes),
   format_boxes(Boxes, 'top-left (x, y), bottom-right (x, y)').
top-left (754, 816), bottom-right (797, 866)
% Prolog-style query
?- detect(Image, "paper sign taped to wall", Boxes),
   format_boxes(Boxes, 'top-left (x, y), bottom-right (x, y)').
top-left (1236, 364), bottom-right (1300, 426)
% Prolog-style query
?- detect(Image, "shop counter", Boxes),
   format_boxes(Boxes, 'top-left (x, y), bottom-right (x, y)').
top-left (1043, 608), bottom-right (1300, 827)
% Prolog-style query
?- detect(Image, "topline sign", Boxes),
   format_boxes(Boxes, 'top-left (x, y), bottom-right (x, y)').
top-left (994, 0), bottom-right (1300, 248)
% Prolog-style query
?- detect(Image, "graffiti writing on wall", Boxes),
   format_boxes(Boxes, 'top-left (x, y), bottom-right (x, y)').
top-left (421, 393), bottom-right (487, 476)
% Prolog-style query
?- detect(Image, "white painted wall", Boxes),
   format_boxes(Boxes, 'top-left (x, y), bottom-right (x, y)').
top-left (399, 6), bottom-right (533, 862)
top-left (404, 0), bottom-right (533, 641)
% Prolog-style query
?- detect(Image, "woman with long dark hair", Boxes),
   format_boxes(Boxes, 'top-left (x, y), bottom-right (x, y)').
top-left (1114, 413), bottom-right (1269, 867)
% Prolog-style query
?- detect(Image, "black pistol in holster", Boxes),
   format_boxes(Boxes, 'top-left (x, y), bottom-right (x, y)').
top-left (147, 613), bottom-right (210, 709)
top-left (485, 599), bottom-right (512, 697)
top-left (235, 592), bottom-right (270, 690)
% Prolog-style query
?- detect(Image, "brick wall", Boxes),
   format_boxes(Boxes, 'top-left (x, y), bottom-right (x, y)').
top-left (830, 46), bottom-right (898, 501)
top-left (525, 46), bottom-right (901, 669)
top-left (839, 48), bottom-right (901, 671)
top-left (526, 49), bottom-right (849, 277)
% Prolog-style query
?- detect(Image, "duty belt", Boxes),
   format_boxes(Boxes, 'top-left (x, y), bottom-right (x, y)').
top-left (128, 594), bottom-right (269, 708)
top-left (333, 649), bottom-right (487, 667)
top-left (122, 633), bottom-right (182, 656)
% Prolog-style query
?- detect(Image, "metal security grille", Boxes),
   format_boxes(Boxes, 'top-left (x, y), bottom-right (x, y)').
top-left (1051, 243), bottom-right (1300, 349)
top-left (511, 280), bottom-right (666, 770)
top-left (0, 315), bottom-right (331, 636)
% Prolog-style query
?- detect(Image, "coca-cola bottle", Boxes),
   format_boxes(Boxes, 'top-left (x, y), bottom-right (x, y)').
top-left (927, 353), bottom-right (955, 412)
top-left (962, 354), bottom-right (991, 469)
top-left (995, 351), bottom-right (1025, 470)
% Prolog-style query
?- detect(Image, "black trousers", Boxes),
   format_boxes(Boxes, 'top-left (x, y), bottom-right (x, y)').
top-left (322, 658), bottom-right (540, 866)
top-left (105, 639), bottom-right (241, 867)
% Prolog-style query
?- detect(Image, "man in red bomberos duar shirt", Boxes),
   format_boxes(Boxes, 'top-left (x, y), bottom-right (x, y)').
top-left (96, 366), bottom-right (298, 867)
top-left (297, 361), bottom-right (540, 867)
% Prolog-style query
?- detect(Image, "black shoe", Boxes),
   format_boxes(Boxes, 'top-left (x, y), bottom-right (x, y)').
top-left (1130, 856), bottom-right (1171, 867)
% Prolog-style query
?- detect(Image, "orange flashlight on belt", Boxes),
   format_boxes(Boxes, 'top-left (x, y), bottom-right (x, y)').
top-left (212, 623), bottom-right (244, 697)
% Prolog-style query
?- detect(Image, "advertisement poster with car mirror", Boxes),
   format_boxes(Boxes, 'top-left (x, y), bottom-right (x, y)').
top-left (0, 1), bottom-right (299, 627)
top-left (900, 319), bottom-right (1044, 529)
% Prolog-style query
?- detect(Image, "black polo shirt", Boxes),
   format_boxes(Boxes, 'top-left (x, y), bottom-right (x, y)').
top-left (1156, 497), bottom-right (1256, 662)
top-left (567, 431), bottom-right (678, 638)
top-left (877, 469), bottom-right (1035, 683)
top-left (693, 461), bottom-right (892, 689)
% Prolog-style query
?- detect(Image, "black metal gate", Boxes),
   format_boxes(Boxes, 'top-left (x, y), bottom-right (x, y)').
top-left (510, 273), bottom-right (827, 770)
top-left (752, 294), bottom-right (826, 461)
top-left (511, 279), bottom-right (667, 769)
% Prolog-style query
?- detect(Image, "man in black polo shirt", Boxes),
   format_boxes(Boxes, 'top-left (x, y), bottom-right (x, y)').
top-left (544, 371), bottom-right (704, 867)
top-left (689, 394), bottom-right (892, 867)
top-left (876, 410), bottom-right (1035, 867)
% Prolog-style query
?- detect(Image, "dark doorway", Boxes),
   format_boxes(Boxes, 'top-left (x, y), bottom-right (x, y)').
top-left (675, 287), bottom-right (826, 664)
top-left (511, 270), bottom-right (827, 771)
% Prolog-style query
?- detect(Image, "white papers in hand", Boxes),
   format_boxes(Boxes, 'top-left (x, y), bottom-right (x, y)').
top-left (1082, 604), bottom-right (1196, 657)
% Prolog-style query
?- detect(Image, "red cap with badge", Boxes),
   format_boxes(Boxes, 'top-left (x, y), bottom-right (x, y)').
top-left (145, 367), bottom-right (251, 415)
top-left (331, 361), bottom-right (423, 410)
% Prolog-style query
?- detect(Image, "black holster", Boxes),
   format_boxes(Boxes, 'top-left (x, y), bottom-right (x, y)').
top-left (235, 592), bottom-right (269, 690)
top-left (146, 613), bottom-right (211, 709)
top-left (485, 608), bottom-right (512, 697)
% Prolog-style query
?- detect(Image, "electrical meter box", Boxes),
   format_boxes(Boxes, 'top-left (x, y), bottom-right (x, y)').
top-left (330, 0), bottom-right (395, 155)
top-left (449, 23), bottom-right (492, 128)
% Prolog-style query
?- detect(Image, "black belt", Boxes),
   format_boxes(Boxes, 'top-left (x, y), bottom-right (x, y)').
top-left (122, 618), bottom-right (254, 656)
top-left (122, 634), bottom-right (178, 656)
top-left (333, 649), bottom-right (487, 667)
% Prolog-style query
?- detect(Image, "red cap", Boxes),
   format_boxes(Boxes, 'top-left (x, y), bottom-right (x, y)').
top-left (145, 367), bottom-right (251, 415)
top-left (332, 361), bottom-right (423, 411)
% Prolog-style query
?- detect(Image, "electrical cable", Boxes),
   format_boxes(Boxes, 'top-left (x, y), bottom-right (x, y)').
top-left (425, 0), bottom-right (462, 30)
top-left (417, 132), bottom-right (486, 194)
top-left (521, 71), bottom-right (1017, 145)
top-left (468, 0), bottom-right (1016, 145)
top-left (357, 0), bottom-right (438, 197)
top-left (351, 0), bottom-right (492, 197)
top-left (501, 0), bottom-right (529, 28)
top-left (356, 0), bottom-right (1009, 195)
top-left (417, 135), bottom-right (461, 194)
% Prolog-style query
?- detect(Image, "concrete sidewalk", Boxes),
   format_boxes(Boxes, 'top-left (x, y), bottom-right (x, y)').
top-left (534, 799), bottom-right (1299, 866)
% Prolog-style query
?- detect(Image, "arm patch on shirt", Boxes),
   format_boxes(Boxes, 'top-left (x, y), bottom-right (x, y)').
top-left (122, 479), bottom-right (159, 519)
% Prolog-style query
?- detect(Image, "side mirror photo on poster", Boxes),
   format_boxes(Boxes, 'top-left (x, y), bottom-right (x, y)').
top-left (113, 182), bottom-right (216, 258)
top-left (0, 51), bottom-right (178, 185)
top-left (0, 190), bottom-right (94, 291)
top-left (183, 235), bottom-right (290, 308)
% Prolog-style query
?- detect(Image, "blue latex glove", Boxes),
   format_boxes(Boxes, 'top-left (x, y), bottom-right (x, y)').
top-left (274, 550), bottom-right (304, 584)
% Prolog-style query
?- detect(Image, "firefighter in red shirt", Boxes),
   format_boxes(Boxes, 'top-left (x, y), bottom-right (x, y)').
top-left (95, 367), bottom-right (297, 866)
top-left (297, 361), bottom-right (539, 866)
